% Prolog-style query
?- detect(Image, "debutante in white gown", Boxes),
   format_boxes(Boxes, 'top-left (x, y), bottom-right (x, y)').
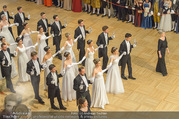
top-left (38, 34), bottom-right (47, 63)
top-left (17, 44), bottom-right (30, 82)
top-left (60, 40), bottom-right (78, 76)
top-left (0, 25), bottom-right (17, 53)
top-left (62, 63), bottom-right (77, 102)
top-left (85, 47), bottom-right (95, 79)
top-left (91, 69), bottom-right (109, 109)
top-left (44, 56), bottom-right (53, 90)
top-left (106, 55), bottom-right (124, 94)
top-left (23, 32), bottom-right (35, 59)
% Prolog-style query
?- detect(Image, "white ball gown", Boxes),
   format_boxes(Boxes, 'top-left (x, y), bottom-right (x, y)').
top-left (91, 69), bottom-right (109, 109)
top-left (23, 32), bottom-right (35, 60)
top-left (17, 44), bottom-right (30, 82)
top-left (60, 40), bottom-right (78, 76)
top-left (37, 34), bottom-right (47, 63)
top-left (62, 63), bottom-right (77, 102)
top-left (44, 56), bottom-right (53, 90)
top-left (85, 47), bottom-right (95, 79)
top-left (106, 55), bottom-right (124, 94)
top-left (0, 25), bottom-right (17, 53)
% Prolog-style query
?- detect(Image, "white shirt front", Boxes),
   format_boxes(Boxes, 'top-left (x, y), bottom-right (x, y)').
top-left (3, 50), bottom-right (11, 66)
top-left (104, 32), bottom-right (108, 46)
top-left (52, 72), bottom-right (58, 86)
top-left (80, 75), bottom-right (89, 91)
top-left (19, 12), bottom-right (24, 23)
top-left (32, 60), bottom-right (40, 76)
top-left (79, 26), bottom-right (85, 40)
top-left (42, 19), bottom-right (48, 31)
top-left (125, 40), bottom-right (130, 54)
top-left (3, 11), bottom-right (8, 20)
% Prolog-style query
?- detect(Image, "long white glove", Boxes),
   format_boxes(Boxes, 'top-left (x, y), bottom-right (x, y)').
top-left (58, 47), bottom-right (64, 54)
top-left (31, 31), bottom-right (39, 34)
top-left (74, 34), bottom-right (82, 42)
top-left (41, 35), bottom-right (53, 41)
top-left (34, 42), bottom-right (38, 47)
top-left (133, 44), bottom-right (136, 47)
top-left (90, 77), bottom-right (95, 83)
top-left (52, 52), bottom-right (59, 58)
top-left (64, 23), bottom-right (67, 27)
top-left (51, 80), bottom-right (55, 84)
top-left (111, 34), bottom-right (115, 39)
top-left (95, 45), bottom-right (103, 52)
top-left (14, 51), bottom-right (18, 57)
top-left (80, 56), bottom-right (86, 63)
top-left (41, 63), bottom-right (47, 69)
top-left (115, 52), bottom-right (126, 62)
top-left (10, 43), bottom-right (18, 46)
top-left (9, 23), bottom-right (19, 27)
top-left (25, 45), bottom-right (35, 50)
top-left (88, 27), bottom-right (92, 33)
top-left (79, 85), bottom-right (83, 90)
top-left (125, 6), bottom-right (128, 8)
top-left (171, 10), bottom-right (175, 14)
top-left (132, 7), bottom-right (135, 10)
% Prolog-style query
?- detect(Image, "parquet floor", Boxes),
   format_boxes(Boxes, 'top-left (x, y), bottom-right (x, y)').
top-left (0, 0), bottom-right (179, 112)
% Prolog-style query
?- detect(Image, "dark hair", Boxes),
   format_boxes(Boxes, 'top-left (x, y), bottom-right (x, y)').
top-left (38, 26), bottom-right (43, 31)
top-left (78, 98), bottom-right (86, 107)
top-left (31, 51), bottom-right (37, 57)
top-left (125, 33), bottom-right (132, 38)
top-left (111, 47), bottom-right (118, 53)
top-left (53, 15), bottom-right (58, 20)
top-left (17, 6), bottom-right (22, 11)
top-left (93, 58), bottom-right (100, 65)
top-left (1, 43), bottom-right (6, 48)
top-left (78, 66), bottom-right (85, 72)
top-left (49, 64), bottom-right (56, 70)
top-left (16, 37), bottom-right (22, 43)
top-left (64, 52), bottom-right (70, 57)
top-left (23, 22), bottom-right (28, 27)
top-left (3, 5), bottom-right (7, 9)
top-left (40, 12), bottom-right (45, 16)
top-left (78, 19), bottom-right (83, 24)
top-left (87, 40), bottom-right (92, 45)
top-left (65, 33), bottom-right (70, 38)
top-left (0, 36), bottom-right (5, 41)
top-left (102, 26), bottom-right (108, 31)
top-left (44, 46), bottom-right (50, 52)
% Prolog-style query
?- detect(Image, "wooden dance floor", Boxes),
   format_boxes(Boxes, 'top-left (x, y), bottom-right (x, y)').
top-left (0, 0), bottom-right (179, 112)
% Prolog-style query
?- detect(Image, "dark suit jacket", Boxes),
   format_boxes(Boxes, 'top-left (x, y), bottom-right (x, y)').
top-left (46, 71), bottom-right (63, 98)
top-left (74, 26), bottom-right (89, 49)
top-left (0, 11), bottom-right (13, 23)
top-left (73, 74), bottom-right (92, 93)
top-left (14, 12), bottom-right (29, 26)
top-left (118, 40), bottom-right (134, 65)
top-left (26, 58), bottom-right (42, 76)
top-left (0, 48), bottom-right (14, 77)
top-left (96, 32), bottom-right (112, 58)
top-left (37, 19), bottom-right (51, 35)
top-left (50, 21), bottom-right (65, 45)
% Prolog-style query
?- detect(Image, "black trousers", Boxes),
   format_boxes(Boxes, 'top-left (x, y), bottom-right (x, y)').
top-left (50, 87), bottom-right (63, 108)
top-left (8, 27), bottom-right (14, 39)
top-left (17, 25), bottom-right (24, 36)
top-left (53, 0), bottom-right (58, 6)
top-left (118, 6), bottom-right (126, 21)
top-left (79, 47), bottom-right (85, 66)
top-left (45, 33), bottom-right (49, 45)
top-left (53, 36), bottom-right (62, 59)
top-left (76, 90), bottom-right (91, 107)
top-left (2, 66), bottom-right (14, 91)
top-left (112, 0), bottom-right (118, 15)
top-left (102, 1), bottom-right (111, 9)
top-left (101, 47), bottom-right (108, 70)
top-left (31, 75), bottom-right (41, 100)
top-left (121, 54), bottom-right (132, 77)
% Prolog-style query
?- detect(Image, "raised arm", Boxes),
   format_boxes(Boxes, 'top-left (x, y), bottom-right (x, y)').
top-left (115, 52), bottom-right (126, 62)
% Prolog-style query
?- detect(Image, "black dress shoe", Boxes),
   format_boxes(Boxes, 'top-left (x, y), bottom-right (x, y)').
top-left (97, 14), bottom-right (99, 16)
top-left (126, 21), bottom-right (131, 23)
top-left (38, 99), bottom-right (45, 104)
top-left (90, 13), bottom-right (95, 15)
top-left (60, 106), bottom-right (67, 110)
top-left (122, 20), bottom-right (125, 22)
top-left (128, 76), bottom-right (136, 80)
top-left (112, 15), bottom-right (116, 18)
top-left (87, 11), bottom-right (90, 14)
top-left (101, 15), bottom-right (106, 17)
top-left (52, 106), bottom-right (59, 110)
top-left (108, 16), bottom-right (111, 19)
top-left (153, 27), bottom-right (157, 29)
top-left (11, 90), bottom-right (16, 93)
top-left (117, 19), bottom-right (120, 21)
top-left (83, 10), bottom-right (87, 12)
top-left (121, 76), bottom-right (127, 80)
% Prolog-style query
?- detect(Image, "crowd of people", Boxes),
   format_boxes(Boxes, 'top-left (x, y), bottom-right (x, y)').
top-left (26, 0), bottom-right (179, 33)
top-left (0, 1), bottom-right (172, 118)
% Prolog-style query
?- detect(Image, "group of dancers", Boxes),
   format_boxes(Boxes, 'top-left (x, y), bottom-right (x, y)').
top-left (0, 4), bottom-right (170, 111)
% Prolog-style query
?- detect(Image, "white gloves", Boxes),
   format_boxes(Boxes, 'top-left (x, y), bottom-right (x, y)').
top-left (171, 10), bottom-right (175, 14)
top-left (133, 44), bottom-right (136, 47)
top-left (90, 77), bottom-right (95, 83)
top-left (74, 34), bottom-right (82, 42)
top-left (14, 51), bottom-right (17, 57)
top-left (150, 11), bottom-right (153, 15)
top-left (79, 85), bottom-right (83, 90)
top-left (34, 42), bottom-right (38, 47)
top-left (51, 34), bottom-right (55, 37)
top-left (31, 70), bottom-right (34, 75)
top-left (31, 31), bottom-right (39, 34)
top-left (28, 15), bottom-right (30, 19)
top-left (11, 12), bottom-right (14, 19)
top-left (111, 34), bottom-right (115, 39)
top-left (125, 6), bottom-right (128, 8)
top-left (64, 24), bottom-right (67, 27)
top-left (10, 43), bottom-right (18, 46)
top-left (99, 44), bottom-right (103, 48)
top-left (132, 7), bottom-right (135, 10)
top-left (50, 19), bottom-right (53, 25)
top-left (51, 80), bottom-right (55, 84)
top-left (88, 27), bottom-right (92, 33)
top-left (157, 12), bottom-right (160, 16)
top-left (58, 47), bottom-right (64, 54)
top-left (123, 51), bottom-right (127, 55)
top-left (15, 23), bottom-right (19, 26)
top-left (107, 63), bottom-right (112, 69)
